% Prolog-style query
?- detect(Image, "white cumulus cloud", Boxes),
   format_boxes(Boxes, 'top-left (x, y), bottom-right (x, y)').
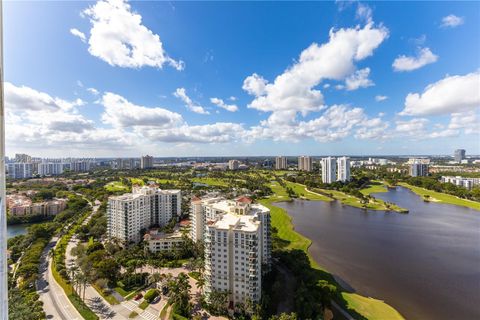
top-left (243, 21), bottom-right (388, 133)
top-left (210, 97), bottom-right (238, 112)
top-left (345, 67), bottom-right (374, 90)
top-left (78, 0), bottom-right (183, 70)
top-left (441, 14), bottom-right (464, 28)
top-left (400, 71), bottom-right (480, 116)
top-left (173, 88), bottom-right (209, 115)
top-left (375, 95), bottom-right (388, 102)
top-left (392, 47), bottom-right (438, 72)
top-left (70, 28), bottom-right (86, 42)
top-left (101, 92), bottom-right (183, 127)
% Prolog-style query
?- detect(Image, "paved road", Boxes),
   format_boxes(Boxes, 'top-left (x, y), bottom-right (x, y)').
top-left (37, 236), bottom-right (82, 320)
top-left (36, 196), bottom-right (96, 320)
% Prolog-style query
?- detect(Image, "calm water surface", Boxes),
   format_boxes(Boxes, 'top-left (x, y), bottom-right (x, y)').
top-left (275, 186), bottom-right (480, 320)
top-left (7, 224), bottom-right (30, 239)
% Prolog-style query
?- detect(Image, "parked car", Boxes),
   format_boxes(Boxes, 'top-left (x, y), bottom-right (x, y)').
top-left (134, 293), bottom-right (143, 301)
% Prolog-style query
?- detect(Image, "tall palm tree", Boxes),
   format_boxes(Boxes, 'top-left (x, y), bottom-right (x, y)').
top-left (148, 272), bottom-right (162, 286)
top-left (196, 275), bottom-right (205, 295)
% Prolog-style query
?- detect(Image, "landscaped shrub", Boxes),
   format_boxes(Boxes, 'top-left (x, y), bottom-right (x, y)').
top-left (144, 289), bottom-right (159, 303)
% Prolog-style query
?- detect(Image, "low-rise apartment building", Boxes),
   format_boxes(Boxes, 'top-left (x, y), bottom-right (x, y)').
top-left (7, 194), bottom-right (67, 216)
top-left (441, 176), bottom-right (480, 190)
top-left (143, 227), bottom-right (185, 253)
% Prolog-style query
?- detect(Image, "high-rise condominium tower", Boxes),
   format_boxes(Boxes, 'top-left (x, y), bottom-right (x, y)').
top-left (190, 196), bottom-right (271, 305)
top-left (141, 155), bottom-right (154, 169)
top-left (228, 159), bottom-right (240, 170)
top-left (275, 156), bottom-right (287, 170)
top-left (107, 185), bottom-right (181, 243)
top-left (409, 159), bottom-right (429, 177)
top-left (298, 156), bottom-right (313, 172)
top-left (321, 157), bottom-right (337, 183)
top-left (337, 156), bottom-right (351, 182)
top-left (454, 149), bottom-right (466, 162)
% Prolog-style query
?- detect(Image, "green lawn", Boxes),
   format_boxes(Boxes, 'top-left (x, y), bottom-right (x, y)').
top-left (360, 183), bottom-right (388, 195)
top-left (399, 183), bottom-right (480, 211)
top-left (342, 293), bottom-right (404, 320)
top-left (263, 181), bottom-right (406, 320)
top-left (130, 177), bottom-right (145, 185)
top-left (191, 177), bottom-right (228, 187)
top-left (188, 271), bottom-right (201, 281)
top-left (139, 300), bottom-right (149, 310)
top-left (105, 181), bottom-right (129, 192)
top-left (92, 284), bottom-right (120, 305)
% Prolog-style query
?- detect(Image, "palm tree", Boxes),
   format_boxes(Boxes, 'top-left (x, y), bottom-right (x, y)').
top-left (148, 272), bottom-right (162, 286)
top-left (196, 275), bottom-right (205, 295)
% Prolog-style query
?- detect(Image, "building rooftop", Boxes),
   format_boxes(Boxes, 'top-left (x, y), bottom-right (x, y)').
top-left (143, 227), bottom-right (183, 241)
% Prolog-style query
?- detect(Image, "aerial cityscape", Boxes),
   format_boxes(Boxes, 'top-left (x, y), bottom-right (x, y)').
top-left (2, 1), bottom-right (480, 320)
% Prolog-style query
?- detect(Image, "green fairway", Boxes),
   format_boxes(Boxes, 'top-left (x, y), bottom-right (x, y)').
top-left (104, 181), bottom-right (129, 192)
top-left (312, 185), bottom-right (407, 213)
top-left (191, 177), bottom-right (228, 187)
top-left (130, 177), bottom-right (144, 185)
top-left (360, 183), bottom-right (388, 195)
top-left (399, 183), bottom-right (480, 211)
top-left (284, 181), bottom-right (332, 201)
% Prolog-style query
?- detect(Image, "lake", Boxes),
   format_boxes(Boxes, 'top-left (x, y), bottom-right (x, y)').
top-left (7, 224), bottom-right (30, 239)
top-left (275, 186), bottom-right (480, 320)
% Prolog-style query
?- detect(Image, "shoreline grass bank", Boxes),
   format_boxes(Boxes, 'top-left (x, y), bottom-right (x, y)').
top-left (398, 183), bottom-right (480, 211)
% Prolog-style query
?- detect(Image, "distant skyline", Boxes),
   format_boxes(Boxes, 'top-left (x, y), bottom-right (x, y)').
top-left (5, 1), bottom-right (480, 157)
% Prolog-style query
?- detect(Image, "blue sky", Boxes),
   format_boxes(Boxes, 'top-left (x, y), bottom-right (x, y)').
top-left (5, 1), bottom-right (480, 157)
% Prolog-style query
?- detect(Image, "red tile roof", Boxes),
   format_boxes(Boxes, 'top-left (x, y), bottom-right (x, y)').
top-left (236, 196), bottom-right (252, 204)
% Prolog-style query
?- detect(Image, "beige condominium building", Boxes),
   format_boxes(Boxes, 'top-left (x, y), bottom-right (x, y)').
top-left (190, 196), bottom-right (271, 305)
top-left (107, 185), bottom-right (181, 243)
top-left (275, 156), bottom-right (287, 170)
top-left (298, 156), bottom-right (313, 172)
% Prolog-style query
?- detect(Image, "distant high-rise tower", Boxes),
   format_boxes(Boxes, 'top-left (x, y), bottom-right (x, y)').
top-left (14, 153), bottom-right (31, 163)
top-left (228, 159), bottom-right (240, 170)
top-left (321, 157), bottom-right (337, 184)
top-left (454, 149), bottom-right (466, 163)
top-left (298, 156), bottom-right (313, 172)
top-left (409, 159), bottom-right (429, 177)
top-left (275, 156), bottom-right (287, 170)
top-left (141, 155), bottom-right (154, 169)
top-left (337, 156), bottom-right (351, 182)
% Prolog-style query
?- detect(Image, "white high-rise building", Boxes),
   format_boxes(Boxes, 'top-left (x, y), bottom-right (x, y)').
top-left (298, 156), bottom-right (313, 172)
top-left (141, 155), bottom-right (154, 169)
top-left (275, 156), bottom-right (287, 170)
top-left (70, 160), bottom-right (92, 172)
top-left (7, 162), bottom-right (33, 179)
top-left (321, 157), bottom-right (337, 184)
top-left (190, 196), bottom-right (271, 305)
top-left (228, 159), bottom-right (240, 170)
top-left (38, 162), bottom-right (66, 176)
top-left (337, 156), bottom-right (351, 182)
top-left (107, 185), bottom-right (181, 243)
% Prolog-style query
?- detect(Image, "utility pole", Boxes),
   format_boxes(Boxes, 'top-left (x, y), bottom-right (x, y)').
top-left (0, 0), bottom-right (8, 318)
